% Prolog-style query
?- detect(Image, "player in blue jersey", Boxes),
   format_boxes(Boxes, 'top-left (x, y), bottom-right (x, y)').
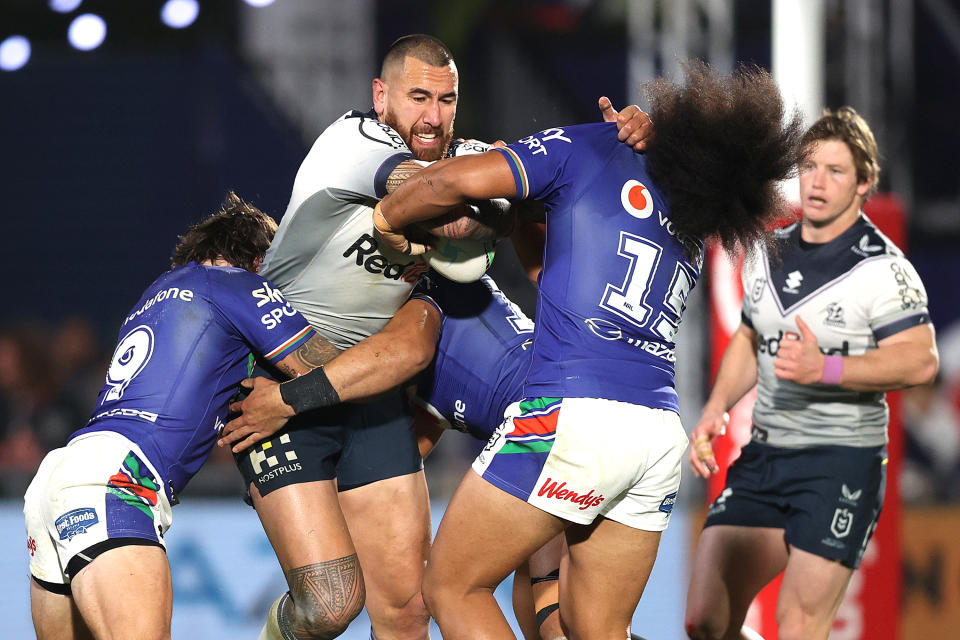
top-left (23, 193), bottom-right (339, 640)
top-left (372, 62), bottom-right (803, 639)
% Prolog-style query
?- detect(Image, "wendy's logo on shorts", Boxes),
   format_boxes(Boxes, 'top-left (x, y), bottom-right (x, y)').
top-left (537, 478), bottom-right (604, 511)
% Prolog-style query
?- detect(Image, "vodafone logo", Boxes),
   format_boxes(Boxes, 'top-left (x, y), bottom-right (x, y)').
top-left (620, 180), bottom-right (654, 219)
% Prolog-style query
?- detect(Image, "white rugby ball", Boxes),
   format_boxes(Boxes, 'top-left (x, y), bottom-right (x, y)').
top-left (425, 236), bottom-right (496, 283)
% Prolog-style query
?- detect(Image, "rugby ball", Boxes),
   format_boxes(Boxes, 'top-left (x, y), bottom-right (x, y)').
top-left (424, 236), bottom-right (496, 283)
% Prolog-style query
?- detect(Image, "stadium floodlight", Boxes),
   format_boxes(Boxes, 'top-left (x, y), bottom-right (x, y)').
top-left (243, 0), bottom-right (276, 7)
top-left (49, 0), bottom-right (83, 13)
top-left (68, 13), bottom-right (106, 51)
top-left (0, 35), bottom-right (31, 71)
top-left (161, 0), bottom-right (199, 29)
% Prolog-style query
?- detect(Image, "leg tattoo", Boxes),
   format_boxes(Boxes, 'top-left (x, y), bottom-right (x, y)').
top-left (280, 554), bottom-right (365, 639)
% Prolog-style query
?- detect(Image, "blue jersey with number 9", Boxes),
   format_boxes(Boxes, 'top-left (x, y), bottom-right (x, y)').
top-left (495, 123), bottom-right (703, 413)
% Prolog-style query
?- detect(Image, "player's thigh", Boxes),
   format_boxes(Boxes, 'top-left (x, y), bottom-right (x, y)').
top-left (777, 545), bottom-right (853, 636)
top-left (560, 517), bottom-right (661, 633)
top-left (685, 525), bottom-right (788, 635)
top-left (338, 470), bottom-right (432, 604)
top-left (426, 469), bottom-right (567, 597)
top-left (251, 479), bottom-right (355, 571)
top-left (70, 545), bottom-right (172, 640)
top-left (30, 579), bottom-right (94, 640)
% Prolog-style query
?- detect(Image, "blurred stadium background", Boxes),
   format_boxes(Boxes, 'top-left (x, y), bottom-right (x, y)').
top-left (1, 1), bottom-right (958, 638)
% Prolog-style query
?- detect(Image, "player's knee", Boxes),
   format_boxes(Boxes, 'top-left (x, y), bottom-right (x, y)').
top-left (287, 595), bottom-right (364, 640)
top-left (282, 555), bottom-right (366, 639)
top-left (421, 563), bottom-right (458, 619)
top-left (370, 592), bottom-right (430, 640)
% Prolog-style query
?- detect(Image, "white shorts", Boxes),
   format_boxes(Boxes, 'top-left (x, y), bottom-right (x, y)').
top-left (472, 397), bottom-right (688, 530)
top-left (24, 431), bottom-right (173, 588)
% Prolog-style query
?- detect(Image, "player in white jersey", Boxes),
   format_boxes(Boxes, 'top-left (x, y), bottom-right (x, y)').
top-left (239, 34), bottom-right (654, 640)
top-left (685, 108), bottom-right (940, 640)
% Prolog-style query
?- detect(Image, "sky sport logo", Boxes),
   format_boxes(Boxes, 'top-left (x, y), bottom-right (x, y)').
top-left (55, 507), bottom-right (99, 541)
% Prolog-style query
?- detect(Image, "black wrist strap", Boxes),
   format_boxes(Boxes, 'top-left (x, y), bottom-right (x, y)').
top-left (279, 366), bottom-right (341, 414)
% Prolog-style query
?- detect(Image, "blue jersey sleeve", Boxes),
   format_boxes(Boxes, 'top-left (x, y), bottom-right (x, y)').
top-left (495, 124), bottom-right (616, 204)
top-left (207, 269), bottom-right (315, 364)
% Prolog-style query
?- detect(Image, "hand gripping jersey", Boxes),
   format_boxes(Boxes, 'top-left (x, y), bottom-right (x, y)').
top-left (260, 109), bottom-right (429, 348)
top-left (494, 124), bottom-right (703, 412)
top-left (410, 273), bottom-right (534, 440)
top-left (742, 214), bottom-right (931, 448)
top-left (70, 263), bottom-right (314, 502)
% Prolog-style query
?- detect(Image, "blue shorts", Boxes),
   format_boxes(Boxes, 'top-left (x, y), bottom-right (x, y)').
top-left (236, 366), bottom-right (422, 495)
top-left (704, 440), bottom-right (886, 568)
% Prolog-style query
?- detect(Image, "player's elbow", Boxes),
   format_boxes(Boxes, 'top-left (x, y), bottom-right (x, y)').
top-left (405, 339), bottom-right (437, 374)
top-left (908, 350), bottom-right (939, 387)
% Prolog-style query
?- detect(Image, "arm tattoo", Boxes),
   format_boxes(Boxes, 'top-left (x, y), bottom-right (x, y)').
top-left (423, 200), bottom-right (515, 241)
top-left (385, 159), bottom-right (426, 194)
top-left (281, 554), bottom-right (365, 637)
top-left (276, 335), bottom-right (340, 379)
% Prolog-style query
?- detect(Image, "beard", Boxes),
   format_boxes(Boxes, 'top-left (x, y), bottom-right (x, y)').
top-left (383, 109), bottom-right (454, 162)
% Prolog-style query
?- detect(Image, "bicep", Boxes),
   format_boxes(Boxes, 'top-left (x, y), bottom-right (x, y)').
top-left (877, 323), bottom-right (938, 354)
top-left (385, 159), bottom-right (430, 195)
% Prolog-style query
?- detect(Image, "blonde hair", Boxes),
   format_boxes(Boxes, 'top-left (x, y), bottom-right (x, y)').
top-left (801, 106), bottom-right (880, 194)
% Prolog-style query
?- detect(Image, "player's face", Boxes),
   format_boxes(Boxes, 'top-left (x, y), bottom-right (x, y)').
top-left (798, 139), bottom-right (872, 230)
top-left (375, 56), bottom-right (458, 162)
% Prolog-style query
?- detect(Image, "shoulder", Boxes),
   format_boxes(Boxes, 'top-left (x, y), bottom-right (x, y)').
top-left (199, 266), bottom-right (277, 302)
top-left (316, 109), bottom-right (409, 152)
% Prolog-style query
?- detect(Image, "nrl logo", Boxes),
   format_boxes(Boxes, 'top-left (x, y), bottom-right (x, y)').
top-left (751, 277), bottom-right (766, 302)
top-left (830, 508), bottom-right (854, 538)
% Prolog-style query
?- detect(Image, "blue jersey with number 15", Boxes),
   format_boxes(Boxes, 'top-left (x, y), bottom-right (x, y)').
top-left (495, 123), bottom-right (703, 413)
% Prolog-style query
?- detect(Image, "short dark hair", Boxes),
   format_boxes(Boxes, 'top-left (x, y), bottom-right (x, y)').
top-left (170, 192), bottom-right (278, 272)
top-left (643, 61), bottom-right (803, 255)
top-left (380, 34), bottom-right (454, 79)
top-left (801, 106), bottom-right (880, 194)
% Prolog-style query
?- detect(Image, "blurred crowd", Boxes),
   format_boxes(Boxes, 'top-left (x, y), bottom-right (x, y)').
top-left (2, 315), bottom-right (960, 503)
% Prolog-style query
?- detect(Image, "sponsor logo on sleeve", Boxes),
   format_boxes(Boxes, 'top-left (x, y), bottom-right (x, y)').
top-left (751, 277), bottom-right (766, 302)
top-left (27, 536), bottom-right (37, 557)
top-left (517, 127), bottom-right (572, 157)
top-left (55, 507), bottom-right (99, 541)
top-left (251, 282), bottom-right (286, 307)
top-left (890, 263), bottom-right (926, 310)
